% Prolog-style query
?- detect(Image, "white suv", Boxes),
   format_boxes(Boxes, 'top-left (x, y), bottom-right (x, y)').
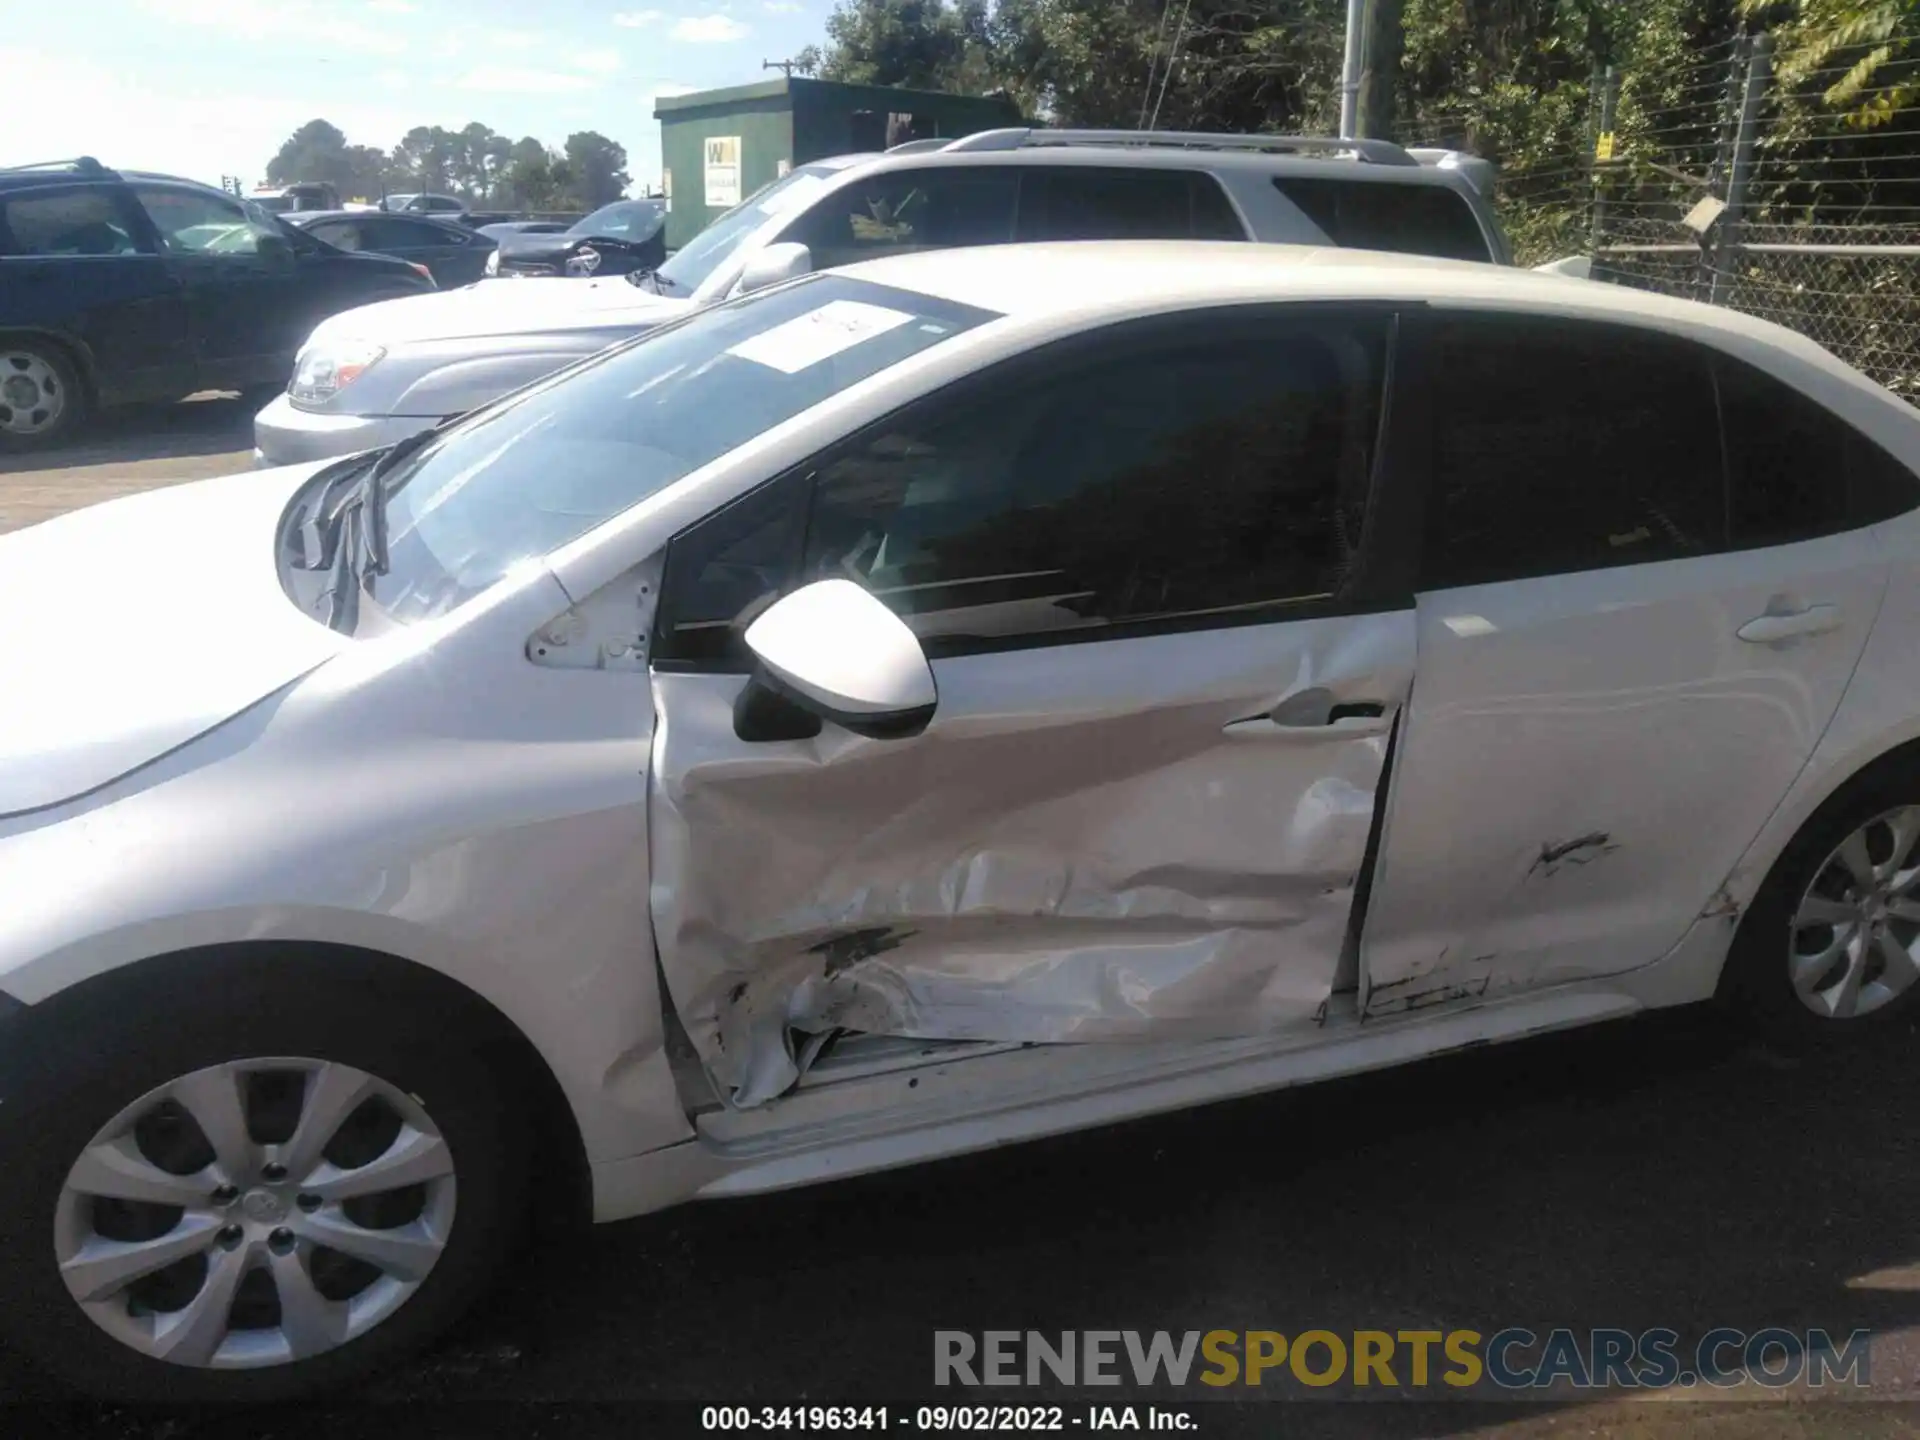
top-left (254, 129), bottom-right (1509, 467)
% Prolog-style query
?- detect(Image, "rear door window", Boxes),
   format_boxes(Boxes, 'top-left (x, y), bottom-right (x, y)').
top-left (1422, 315), bottom-right (1724, 588)
top-left (1273, 177), bottom-right (1492, 262)
top-left (1017, 168), bottom-right (1248, 242)
top-left (0, 186), bottom-right (148, 257)
top-left (1716, 356), bottom-right (1920, 547)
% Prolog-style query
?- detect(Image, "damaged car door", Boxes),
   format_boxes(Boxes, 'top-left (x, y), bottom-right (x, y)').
top-left (1361, 312), bottom-right (1894, 1015)
top-left (647, 306), bottom-right (1419, 1106)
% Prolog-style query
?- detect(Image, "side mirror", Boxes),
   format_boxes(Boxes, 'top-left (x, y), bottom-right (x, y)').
top-left (739, 579), bottom-right (935, 741)
top-left (737, 242), bottom-right (812, 296)
top-left (258, 233), bottom-right (296, 268)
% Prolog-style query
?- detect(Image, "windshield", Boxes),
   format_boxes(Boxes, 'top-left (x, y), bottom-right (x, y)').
top-left (365, 274), bottom-right (998, 625)
top-left (570, 200), bottom-right (663, 238)
top-left (655, 162), bottom-right (850, 295)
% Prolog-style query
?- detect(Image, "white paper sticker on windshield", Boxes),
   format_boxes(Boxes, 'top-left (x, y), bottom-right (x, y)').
top-left (727, 299), bottom-right (916, 374)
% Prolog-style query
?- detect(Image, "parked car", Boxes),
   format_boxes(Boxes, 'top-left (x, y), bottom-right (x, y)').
top-left (250, 182), bottom-right (341, 215)
top-left (5, 241), bottom-right (1920, 1401)
top-left (380, 192), bottom-right (467, 220)
top-left (484, 198), bottom-right (667, 278)
top-left (0, 158), bottom-right (435, 447)
top-left (475, 219), bottom-right (570, 241)
top-left (288, 210), bottom-right (497, 288)
top-left (253, 129), bottom-right (1509, 466)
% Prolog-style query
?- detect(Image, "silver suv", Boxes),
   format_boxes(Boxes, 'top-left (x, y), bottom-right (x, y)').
top-left (254, 129), bottom-right (1510, 466)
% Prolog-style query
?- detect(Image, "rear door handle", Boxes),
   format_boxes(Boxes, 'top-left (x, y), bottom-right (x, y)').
top-left (1736, 605), bottom-right (1844, 644)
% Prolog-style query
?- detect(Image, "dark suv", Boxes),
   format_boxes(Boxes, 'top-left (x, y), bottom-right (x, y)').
top-left (0, 158), bottom-right (436, 447)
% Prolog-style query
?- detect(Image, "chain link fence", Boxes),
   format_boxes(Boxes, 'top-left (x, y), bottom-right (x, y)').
top-left (1409, 36), bottom-right (1920, 404)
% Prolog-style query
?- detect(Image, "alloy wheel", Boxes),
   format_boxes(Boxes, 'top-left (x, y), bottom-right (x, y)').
top-left (0, 350), bottom-right (65, 436)
top-left (53, 1057), bottom-right (457, 1369)
top-left (1789, 805), bottom-right (1920, 1019)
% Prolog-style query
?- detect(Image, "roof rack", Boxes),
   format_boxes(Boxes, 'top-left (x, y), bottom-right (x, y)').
top-left (886, 138), bottom-right (952, 155)
top-left (3, 156), bottom-right (114, 177)
top-left (940, 128), bottom-right (1418, 166)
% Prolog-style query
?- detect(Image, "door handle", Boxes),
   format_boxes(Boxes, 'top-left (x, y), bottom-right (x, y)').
top-left (1736, 604), bottom-right (1843, 644)
top-left (1223, 702), bottom-right (1390, 741)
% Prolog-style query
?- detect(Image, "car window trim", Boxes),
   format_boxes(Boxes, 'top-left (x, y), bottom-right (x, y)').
top-left (653, 300), bottom-right (1415, 674)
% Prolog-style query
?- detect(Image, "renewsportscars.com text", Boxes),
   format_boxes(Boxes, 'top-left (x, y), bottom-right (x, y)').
top-left (934, 1327), bottom-right (1872, 1392)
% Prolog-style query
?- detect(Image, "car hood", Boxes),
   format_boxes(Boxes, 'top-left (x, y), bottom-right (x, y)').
top-left (0, 463), bottom-right (346, 818)
top-left (311, 276), bottom-right (690, 345)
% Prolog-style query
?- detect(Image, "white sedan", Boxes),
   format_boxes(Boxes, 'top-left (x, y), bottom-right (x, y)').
top-left (4, 241), bottom-right (1920, 1400)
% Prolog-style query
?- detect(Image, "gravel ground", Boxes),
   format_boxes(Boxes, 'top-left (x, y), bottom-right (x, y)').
top-left (6, 407), bottom-right (1920, 1438)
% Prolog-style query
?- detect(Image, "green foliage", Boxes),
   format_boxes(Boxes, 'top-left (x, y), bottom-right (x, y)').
top-left (1746, 0), bottom-right (1920, 125)
top-left (265, 120), bottom-right (628, 209)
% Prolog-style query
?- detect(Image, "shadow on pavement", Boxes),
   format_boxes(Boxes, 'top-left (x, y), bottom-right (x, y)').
top-left (10, 1005), bottom-right (1920, 1438)
top-left (0, 393), bottom-right (258, 475)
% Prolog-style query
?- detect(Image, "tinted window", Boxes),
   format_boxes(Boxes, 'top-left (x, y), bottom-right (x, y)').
top-left (306, 220), bottom-right (365, 250)
top-left (1718, 356), bottom-right (1920, 547)
top-left (1273, 178), bottom-right (1491, 262)
top-left (1018, 168), bottom-right (1247, 242)
top-left (782, 170), bottom-right (1020, 271)
top-left (1424, 317), bottom-right (1724, 589)
top-left (371, 275), bottom-right (998, 626)
top-left (375, 218), bottom-right (456, 247)
top-left (135, 186), bottom-right (273, 256)
top-left (782, 315), bottom-right (1386, 657)
top-left (0, 187), bottom-right (144, 257)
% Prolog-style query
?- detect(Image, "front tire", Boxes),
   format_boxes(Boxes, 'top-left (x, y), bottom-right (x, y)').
top-left (1720, 754), bottom-right (1920, 1045)
top-left (0, 955), bottom-right (530, 1402)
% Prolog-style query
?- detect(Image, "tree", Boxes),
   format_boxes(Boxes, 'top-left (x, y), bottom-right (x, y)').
top-left (564, 131), bottom-right (631, 207)
top-left (501, 136), bottom-right (568, 208)
top-left (266, 119), bottom-right (351, 188)
top-left (1745, 0), bottom-right (1920, 125)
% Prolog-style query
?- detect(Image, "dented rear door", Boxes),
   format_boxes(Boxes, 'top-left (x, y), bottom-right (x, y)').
top-left (646, 305), bottom-right (1419, 1105)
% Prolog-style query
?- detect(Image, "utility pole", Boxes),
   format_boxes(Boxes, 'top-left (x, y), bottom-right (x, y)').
top-left (1588, 65), bottom-right (1621, 253)
top-left (1338, 0), bottom-right (1364, 138)
top-left (1710, 32), bottom-right (1772, 306)
top-left (1355, 0), bottom-right (1405, 140)
top-left (763, 58), bottom-right (795, 79)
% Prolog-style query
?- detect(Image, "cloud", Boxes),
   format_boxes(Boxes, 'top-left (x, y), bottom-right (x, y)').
top-left (571, 49), bottom-right (623, 75)
top-left (365, 0), bottom-right (417, 12)
top-left (455, 65), bottom-right (597, 94)
top-left (138, 0), bottom-right (408, 56)
top-left (672, 14), bottom-right (749, 41)
top-left (763, 1), bottom-right (802, 10)
top-left (613, 9), bottom-right (666, 25)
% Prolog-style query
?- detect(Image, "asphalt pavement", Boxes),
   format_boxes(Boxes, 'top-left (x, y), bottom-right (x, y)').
top-left (7, 408), bottom-right (1920, 1438)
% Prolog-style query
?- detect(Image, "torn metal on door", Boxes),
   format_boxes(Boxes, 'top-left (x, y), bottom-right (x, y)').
top-left (647, 613), bottom-right (1414, 1106)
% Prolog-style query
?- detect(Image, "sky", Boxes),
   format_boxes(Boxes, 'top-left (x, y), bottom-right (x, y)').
top-left (0, 0), bottom-right (830, 195)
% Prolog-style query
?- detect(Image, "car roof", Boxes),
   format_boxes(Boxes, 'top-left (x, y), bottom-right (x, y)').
top-left (839, 142), bottom-right (1485, 197)
top-left (289, 209), bottom-right (469, 230)
top-left (836, 240), bottom-right (1880, 394)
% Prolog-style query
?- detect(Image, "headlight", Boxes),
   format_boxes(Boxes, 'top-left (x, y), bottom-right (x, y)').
top-left (288, 340), bottom-right (386, 406)
top-left (484, 248), bottom-right (500, 276)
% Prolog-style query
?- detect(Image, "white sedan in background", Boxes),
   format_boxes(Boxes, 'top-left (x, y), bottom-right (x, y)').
top-left (6, 242), bottom-right (1920, 1401)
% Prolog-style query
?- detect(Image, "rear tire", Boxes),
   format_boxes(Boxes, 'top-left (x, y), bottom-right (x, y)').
top-left (0, 337), bottom-right (88, 449)
top-left (1719, 752), bottom-right (1920, 1047)
top-left (0, 953), bottom-right (530, 1402)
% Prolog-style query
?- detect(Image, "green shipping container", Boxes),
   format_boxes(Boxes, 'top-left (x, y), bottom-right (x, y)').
top-left (654, 77), bottom-right (1023, 249)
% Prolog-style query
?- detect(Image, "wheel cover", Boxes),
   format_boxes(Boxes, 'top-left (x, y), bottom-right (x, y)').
top-left (53, 1057), bottom-right (457, 1370)
top-left (1789, 805), bottom-right (1920, 1019)
top-left (0, 350), bottom-right (65, 435)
